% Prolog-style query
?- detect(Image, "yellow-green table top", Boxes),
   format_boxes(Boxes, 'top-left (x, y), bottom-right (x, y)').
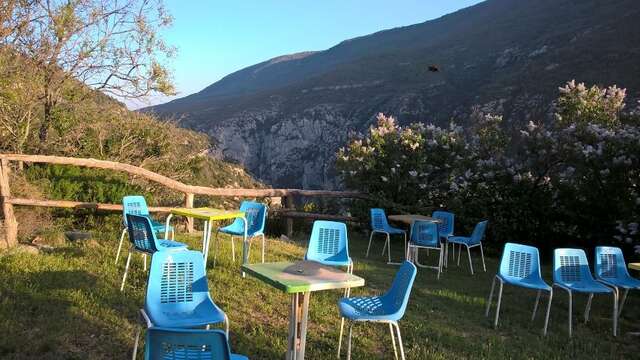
top-left (242, 261), bottom-right (365, 294)
top-left (170, 207), bottom-right (245, 221)
top-left (629, 263), bottom-right (640, 271)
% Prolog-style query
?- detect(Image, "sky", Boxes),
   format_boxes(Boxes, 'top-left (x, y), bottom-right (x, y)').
top-left (128, 0), bottom-right (484, 109)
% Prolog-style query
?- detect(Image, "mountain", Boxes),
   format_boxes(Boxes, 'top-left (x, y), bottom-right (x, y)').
top-left (145, 0), bottom-right (640, 189)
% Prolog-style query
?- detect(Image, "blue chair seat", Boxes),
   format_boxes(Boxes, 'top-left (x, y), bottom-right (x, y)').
top-left (562, 280), bottom-right (613, 293)
top-left (497, 274), bottom-right (551, 291)
top-left (339, 296), bottom-right (398, 321)
top-left (157, 239), bottom-right (188, 250)
top-left (219, 223), bottom-right (262, 237)
top-left (602, 274), bottom-right (640, 289)
top-left (448, 236), bottom-right (474, 244)
top-left (385, 226), bottom-right (405, 234)
top-left (147, 301), bottom-right (227, 328)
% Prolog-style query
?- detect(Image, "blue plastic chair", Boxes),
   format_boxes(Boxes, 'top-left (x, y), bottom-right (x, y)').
top-left (115, 195), bottom-right (174, 264)
top-left (215, 201), bottom-right (267, 265)
top-left (447, 220), bottom-right (488, 274)
top-left (120, 214), bottom-right (188, 292)
top-left (485, 243), bottom-right (553, 334)
top-left (432, 211), bottom-right (454, 267)
top-left (552, 248), bottom-right (618, 337)
top-left (305, 221), bottom-right (353, 272)
top-left (407, 221), bottom-right (443, 279)
top-left (133, 250), bottom-right (229, 358)
top-left (144, 327), bottom-right (247, 360)
top-left (367, 208), bottom-right (407, 264)
top-left (337, 261), bottom-right (417, 360)
top-left (594, 246), bottom-right (640, 317)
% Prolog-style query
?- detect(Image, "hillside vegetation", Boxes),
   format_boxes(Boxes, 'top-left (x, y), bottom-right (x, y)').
top-left (0, 47), bottom-right (262, 243)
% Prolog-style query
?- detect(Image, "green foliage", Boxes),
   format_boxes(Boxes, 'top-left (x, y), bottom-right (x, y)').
top-left (25, 165), bottom-right (143, 204)
top-left (556, 79), bottom-right (626, 127)
top-left (338, 81), bottom-right (640, 254)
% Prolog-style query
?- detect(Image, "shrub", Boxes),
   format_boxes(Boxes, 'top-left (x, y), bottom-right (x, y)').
top-left (337, 81), bottom-right (640, 255)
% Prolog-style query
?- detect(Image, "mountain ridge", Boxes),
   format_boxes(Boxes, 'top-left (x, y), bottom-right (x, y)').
top-left (146, 0), bottom-right (640, 188)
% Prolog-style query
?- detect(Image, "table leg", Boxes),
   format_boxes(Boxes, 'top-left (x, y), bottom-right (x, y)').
top-left (287, 292), bottom-right (311, 360)
top-left (164, 214), bottom-right (173, 240)
top-left (202, 220), bottom-right (211, 268)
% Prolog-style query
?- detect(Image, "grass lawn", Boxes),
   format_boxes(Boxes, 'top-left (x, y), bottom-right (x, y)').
top-left (1, 228), bottom-right (639, 359)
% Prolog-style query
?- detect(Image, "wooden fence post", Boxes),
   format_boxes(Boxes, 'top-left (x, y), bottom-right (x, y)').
top-left (0, 159), bottom-right (18, 248)
top-left (184, 193), bottom-right (194, 233)
top-left (285, 195), bottom-right (295, 238)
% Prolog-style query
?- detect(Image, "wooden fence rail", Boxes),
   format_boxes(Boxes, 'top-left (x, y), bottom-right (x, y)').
top-left (0, 154), bottom-right (364, 248)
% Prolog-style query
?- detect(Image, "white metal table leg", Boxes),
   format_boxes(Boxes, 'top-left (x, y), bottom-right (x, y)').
top-left (287, 292), bottom-right (311, 360)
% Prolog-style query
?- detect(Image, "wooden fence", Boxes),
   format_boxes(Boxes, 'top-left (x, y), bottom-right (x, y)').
top-left (0, 154), bottom-right (365, 248)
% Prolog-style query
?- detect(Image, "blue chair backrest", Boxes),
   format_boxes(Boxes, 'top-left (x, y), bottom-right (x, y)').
top-left (410, 221), bottom-right (439, 247)
top-left (498, 243), bottom-right (543, 283)
top-left (229, 201), bottom-right (267, 235)
top-left (469, 220), bottom-right (488, 244)
top-left (553, 248), bottom-right (595, 284)
top-left (126, 214), bottom-right (160, 253)
top-left (145, 327), bottom-right (232, 360)
top-left (146, 250), bottom-right (212, 315)
top-left (432, 211), bottom-right (454, 237)
top-left (305, 221), bottom-right (349, 263)
top-left (384, 261), bottom-right (417, 316)
top-left (370, 208), bottom-right (390, 231)
top-left (595, 246), bottom-right (630, 280)
top-left (122, 195), bottom-right (151, 226)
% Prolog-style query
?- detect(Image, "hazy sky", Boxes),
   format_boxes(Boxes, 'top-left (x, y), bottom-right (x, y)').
top-left (129, 0), bottom-right (483, 109)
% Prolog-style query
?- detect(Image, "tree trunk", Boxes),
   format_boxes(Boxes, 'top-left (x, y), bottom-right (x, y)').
top-left (39, 99), bottom-right (52, 142)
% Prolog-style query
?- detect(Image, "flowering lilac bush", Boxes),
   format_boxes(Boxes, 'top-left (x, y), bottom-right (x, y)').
top-left (337, 81), bottom-right (640, 253)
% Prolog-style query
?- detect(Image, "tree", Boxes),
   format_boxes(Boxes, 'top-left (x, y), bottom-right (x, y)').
top-left (2, 0), bottom-right (176, 142)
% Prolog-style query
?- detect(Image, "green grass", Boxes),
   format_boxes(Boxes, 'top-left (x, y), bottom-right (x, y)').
top-left (1, 230), bottom-right (639, 359)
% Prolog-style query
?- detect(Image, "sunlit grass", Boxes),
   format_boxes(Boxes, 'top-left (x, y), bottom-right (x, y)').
top-left (1, 228), bottom-right (638, 359)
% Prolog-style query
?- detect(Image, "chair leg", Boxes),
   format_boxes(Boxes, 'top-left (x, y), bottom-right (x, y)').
top-left (485, 276), bottom-right (497, 317)
top-left (619, 288), bottom-right (629, 316)
top-left (613, 290), bottom-right (618, 337)
top-left (115, 228), bottom-right (127, 264)
top-left (437, 246), bottom-right (443, 280)
top-left (143, 254), bottom-right (147, 272)
top-left (479, 243), bottom-right (486, 272)
top-left (532, 290), bottom-right (541, 321)
top-left (494, 279), bottom-right (504, 328)
top-left (231, 236), bottom-right (236, 262)
top-left (213, 229), bottom-right (220, 267)
top-left (120, 250), bottom-right (133, 292)
top-left (393, 322), bottom-right (406, 360)
top-left (543, 289), bottom-right (553, 336)
top-left (261, 234), bottom-right (266, 263)
top-left (347, 322), bottom-right (354, 360)
top-left (171, 228), bottom-right (175, 240)
top-left (466, 245), bottom-right (474, 275)
top-left (389, 322), bottom-right (398, 360)
top-left (403, 232), bottom-right (407, 263)
top-left (386, 234), bottom-right (391, 263)
top-left (337, 318), bottom-right (345, 358)
top-left (366, 232), bottom-right (374, 258)
top-left (457, 244), bottom-right (461, 266)
top-left (568, 290), bottom-right (573, 337)
top-left (584, 293), bottom-right (594, 323)
top-left (132, 326), bottom-right (141, 360)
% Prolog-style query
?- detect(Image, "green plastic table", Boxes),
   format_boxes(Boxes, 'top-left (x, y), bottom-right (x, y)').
top-left (165, 207), bottom-right (247, 269)
top-left (630, 263), bottom-right (640, 271)
top-left (242, 261), bottom-right (365, 360)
